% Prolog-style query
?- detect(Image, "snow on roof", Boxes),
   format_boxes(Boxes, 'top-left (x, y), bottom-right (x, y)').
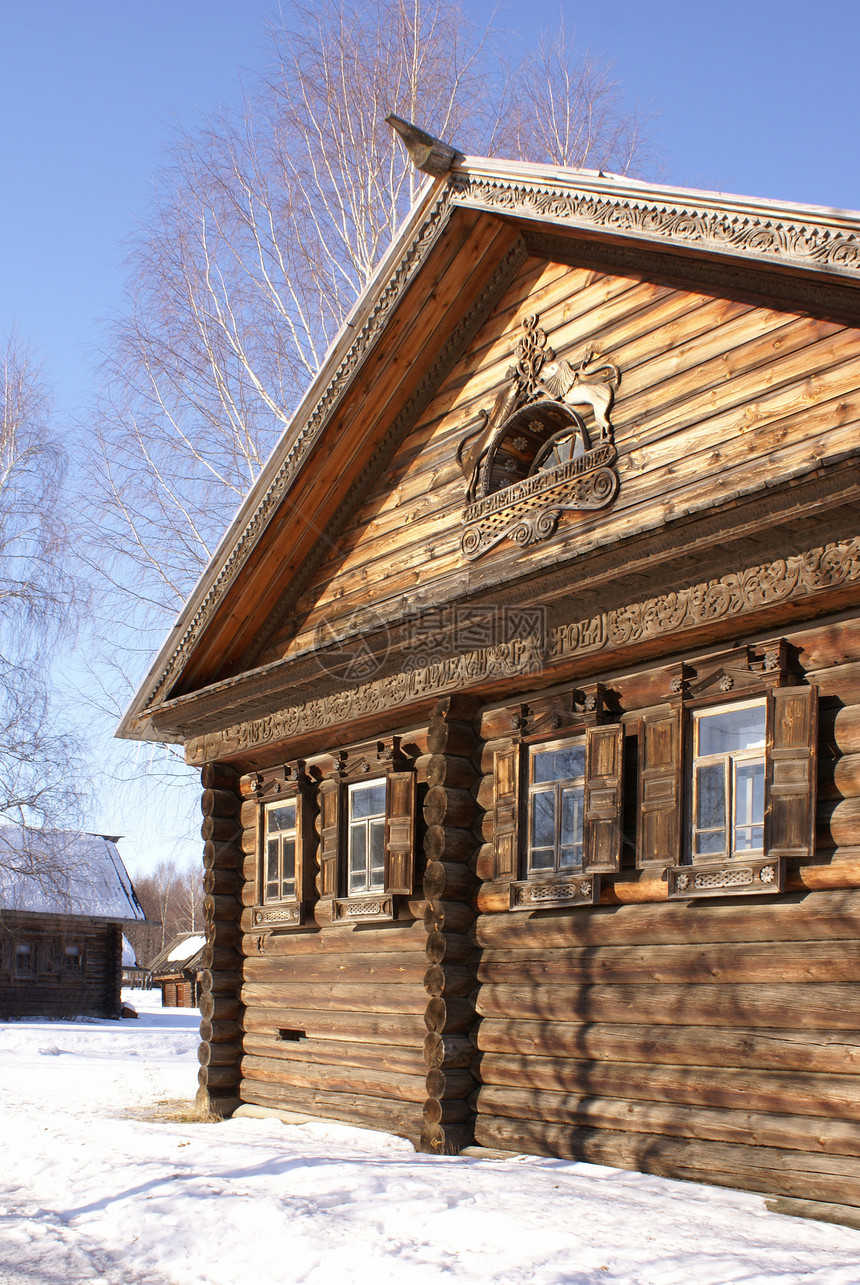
top-left (166, 934), bottom-right (205, 962)
top-left (0, 827), bottom-right (145, 921)
top-left (121, 936), bottom-right (138, 967)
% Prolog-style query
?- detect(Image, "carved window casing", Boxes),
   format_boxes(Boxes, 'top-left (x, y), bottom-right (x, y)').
top-left (636, 641), bottom-right (818, 899)
top-left (252, 761), bottom-right (314, 929)
top-left (318, 739), bottom-right (417, 922)
top-left (491, 685), bottom-right (625, 910)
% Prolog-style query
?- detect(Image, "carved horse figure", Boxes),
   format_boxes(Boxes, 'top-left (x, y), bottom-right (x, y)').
top-left (537, 349), bottom-right (620, 440)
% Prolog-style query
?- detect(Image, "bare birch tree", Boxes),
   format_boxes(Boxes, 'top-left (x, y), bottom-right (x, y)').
top-left (86, 0), bottom-right (656, 688)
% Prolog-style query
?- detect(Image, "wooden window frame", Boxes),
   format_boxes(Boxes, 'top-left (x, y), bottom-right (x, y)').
top-left (526, 735), bottom-right (587, 877)
top-left (646, 641), bottom-right (818, 900)
top-left (63, 943), bottom-right (83, 974)
top-left (490, 686), bottom-right (625, 912)
top-left (345, 778), bottom-right (388, 897)
top-left (252, 762), bottom-right (313, 930)
top-left (14, 942), bottom-right (34, 978)
top-left (262, 796), bottom-right (301, 905)
top-left (318, 739), bottom-right (418, 923)
top-left (690, 697), bottom-right (767, 864)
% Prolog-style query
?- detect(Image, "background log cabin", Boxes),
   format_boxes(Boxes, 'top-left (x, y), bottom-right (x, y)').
top-left (0, 828), bottom-right (146, 1019)
top-left (119, 139), bottom-right (860, 1219)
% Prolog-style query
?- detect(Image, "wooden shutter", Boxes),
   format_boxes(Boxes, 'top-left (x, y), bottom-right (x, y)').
top-left (385, 771), bottom-right (417, 895)
top-left (317, 778), bottom-right (341, 898)
top-left (493, 742), bottom-right (521, 881)
top-left (766, 685), bottom-right (817, 860)
top-left (583, 723), bottom-right (624, 873)
top-left (637, 706), bottom-right (683, 868)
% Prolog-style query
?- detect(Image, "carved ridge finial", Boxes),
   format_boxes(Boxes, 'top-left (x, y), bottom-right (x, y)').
top-left (386, 114), bottom-right (462, 177)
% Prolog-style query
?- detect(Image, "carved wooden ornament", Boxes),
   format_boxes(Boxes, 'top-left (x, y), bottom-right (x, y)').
top-left (458, 315), bottom-right (620, 559)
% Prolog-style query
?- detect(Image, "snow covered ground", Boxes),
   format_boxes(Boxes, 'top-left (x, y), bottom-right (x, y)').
top-left (1, 992), bottom-right (859, 1285)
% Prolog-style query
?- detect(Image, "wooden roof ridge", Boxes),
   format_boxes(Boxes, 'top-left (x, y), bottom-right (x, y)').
top-left (117, 154), bottom-right (860, 743)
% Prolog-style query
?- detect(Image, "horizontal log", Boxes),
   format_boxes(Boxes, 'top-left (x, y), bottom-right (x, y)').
top-left (423, 1033), bottom-right (474, 1070)
top-left (199, 1018), bottom-right (241, 1044)
top-left (201, 788), bottom-right (241, 820)
top-left (475, 981), bottom-right (860, 1031)
top-left (203, 868), bottom-right (242, 897)
top-left (426, 720), bottom-right (478, 757)
top-left (241, 1032), bottom-right (424, 1076)
top-left (204, 893), bottom-right (240, 921)
top-left (425, 930), bottom-right (475, 965)
top-left (476, 940), bottom-right (860, 987)
top-left (423, 786), bottom-right (477, 829)
top-left (472, 1116), bottom-right (860, 1207)
top-left (476, 1019), bottom-right (860, 1075)
top-left (239, 1078), bottom-right (422, 1142)
top-left (823, 798), bottom-right (860, 847)
top-left (240, 1053), bottom-right (427, 1103)
top-left (792, 858), bottom-right (860, 891)
top-left (424, 997), bottom-right (475, 1034)
top-left (240, 799), bottom-right (259, 829)
top-left (474, 842), bottom-right (495, 883)
top-left (201, 763), bottom-right (239, 791)
top-left (473, 888), bottom-right (860, 949)
top-left (198, 1041), bottom-right (240, 1068)
top-left (199, 993), bottom-right (242, 1022)
top-left (426, 755), bottom-right (476, 790)
top-left (422, 1096), bottom-right (473, 1125)
top-left (240, 917), bottom-right (428, 954)
top-left (199, 945), bottom-right (241, 972)
top-left (200, 968), bottom-right (242, 997)
top-left (820, 751), bottom-right (860, 800)
top-left (423, 901), bottom-right (474, 935)
top-left (197, 1064), bottom-right (239, 1090)
top-left (423, 964), bottom-right (475, 998)
top-left (208, 920), bottom-right (241, 949)
top-left (202, 839), bottom-right (241, 871)
top-left (425, 1068), bottom-right (475, 1101)
top-left (830, 702), bottom-right (860, 756)
top-left (423, 824), bottom-right (477, 863)
top-left (241, 980), bottom-right (427, 1015)
top-left (419, 1120), bottom-right (474, 1155)
top-left (474, 1085), bottom-right (860, 1157)
top-left (423, 861), bottom-right (475, 901)
top-left (241, 1005), bottom-right (426, 1046)
top-left (476, 1051), bottom-right (860, 1120)
top-left (242, 953), bottom-right (426, 986)
top-left (240, 828), bottom-right (257, 856)
top-left (201, 816), bottom-right (241, 843)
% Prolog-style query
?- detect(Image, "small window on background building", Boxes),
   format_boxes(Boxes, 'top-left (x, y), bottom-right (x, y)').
top-left (527, 740), bottom-right (586, 874)
top-left (347, 780), bottom-right (387, 894)
top-left (15, 942), bottom-right (34, 975)
top-left (692, 699), bottom-right (766, 860)
top-left (264, 799), bottom-right (298, 902)
top-left (64, 945), bottom-right (82, 973)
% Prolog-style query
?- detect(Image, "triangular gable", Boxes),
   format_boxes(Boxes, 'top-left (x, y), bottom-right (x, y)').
top-left (119, 155), bottom-right (860, 746)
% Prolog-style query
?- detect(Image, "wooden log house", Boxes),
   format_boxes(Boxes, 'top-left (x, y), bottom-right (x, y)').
top-left (119, 129), bottom-right (860, 1216)
top-left (0, 828), bottom-right (145, 1019)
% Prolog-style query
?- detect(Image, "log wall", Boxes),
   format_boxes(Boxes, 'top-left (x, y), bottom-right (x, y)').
top-left (471, 613), bottom-right (860, 1206)
top-left (0, 915), bottom-right (122, 1020)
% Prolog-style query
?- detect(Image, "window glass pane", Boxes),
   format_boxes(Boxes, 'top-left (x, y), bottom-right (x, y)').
top-left (560, 786), bottom-right (584, 849)
top-left (533, 745), bottom-right (585, 784)
top-left (267, 803), bottom-right (296, 834)
top-left (348, 823), bottom-right (367, 893)
top-left (266, 838), bottom-right (279, 884)
top-left (528, 847), bottom-right (555, 872)
top-left (559, 846), bottom-right (582, 870)
top-left (281, 838), bottom-right (296, 896)
top-left (697, 704), bottom-right (766, 756)
top-left (350, 782), bottom-right (386, 820)
top-left (696, 762), bottom-right (726, 832)
top-left (734, 760), bottom-right (765, 827)
top-left (530, 789), bottom-right (555, 850)
top-left (369, 819), bottom-right (386, 889)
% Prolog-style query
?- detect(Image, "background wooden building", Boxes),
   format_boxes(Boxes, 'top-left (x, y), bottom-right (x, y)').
top-left (119, 136), bottom-right (860, 1219)
top-left (0, 828), bottom-right (146, 1019)
top-left (149, 931), bottom-right (206, 1007)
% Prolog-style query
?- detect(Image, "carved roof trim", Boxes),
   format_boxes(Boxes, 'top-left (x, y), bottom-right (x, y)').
top-left (449, 157), bottom-right (860, 282)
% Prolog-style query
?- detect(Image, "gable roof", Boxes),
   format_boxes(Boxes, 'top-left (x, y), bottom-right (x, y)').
top-left (0, 827), bottom-right (145, 921)
top-left (148, 931), bottom-right (206, 975)
top-left (118, 152), bottom-right (860, 746)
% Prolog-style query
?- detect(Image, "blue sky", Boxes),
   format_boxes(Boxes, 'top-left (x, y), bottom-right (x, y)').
top-left (1, 0), bottom-right (857, 874)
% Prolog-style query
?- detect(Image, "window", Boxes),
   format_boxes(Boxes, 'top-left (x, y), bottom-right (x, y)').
top-left (15, 943), bottom-right (34, 976)
top-left (347, 780), bottom-right (387, 895)
top-left (691, 700), bottom-right (766, 860)
top-left (527, 739), bottom-right (586, 874)
top-left (263, 799), bottom-right (298, 903)
top-left (63, 944), bottom-right (82, 973)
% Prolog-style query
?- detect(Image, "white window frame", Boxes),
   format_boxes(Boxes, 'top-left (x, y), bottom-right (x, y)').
top-left (346, 779), bottom-right (387, 896)
top-left (527, 737), bottom-right (587, 876)
top-left (262, 797), bottom-right (299, 904)
top-left (691, 697), bottom-right (767, 862)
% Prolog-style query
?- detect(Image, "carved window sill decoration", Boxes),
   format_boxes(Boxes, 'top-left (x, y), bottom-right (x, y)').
top-left (510, 874), bottom-right (601, 910)
top-left (458, 315), bottom-right (620, 560)
top-left (333, 894), bottom-right (396, 922)
top-left (253, 903), bottom-right (303, 928)
top-left (666, 858), bottom-right (785, 900)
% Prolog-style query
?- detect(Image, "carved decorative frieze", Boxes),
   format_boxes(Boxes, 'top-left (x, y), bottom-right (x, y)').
top-left (510, 875), bottom-right (600, 910)
top-left (253, 904), bottom-right (302, 927)
top-left (450, 173), bottom-right (860, 278)
top-left (333, 895), bottom-right (395, 921)
top-left (667, 858), bottom-right (785, 900)
top-left (185, 536), bottom-right (860, 763)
